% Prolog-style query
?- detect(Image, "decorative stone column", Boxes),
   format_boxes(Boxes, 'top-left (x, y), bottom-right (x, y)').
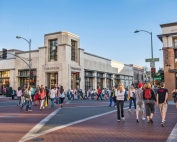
top-left (103, 73), bottom-right (107, 88)
top-left (93, 72), bottom-right (97, 90)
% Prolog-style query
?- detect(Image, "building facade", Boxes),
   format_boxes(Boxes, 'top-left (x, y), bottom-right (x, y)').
top-left (0, 31), bottom-right (140, 95)
top-left (157, 22), bottom-right (177, 100)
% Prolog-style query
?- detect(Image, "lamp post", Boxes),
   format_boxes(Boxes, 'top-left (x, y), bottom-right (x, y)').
top-left (134, 30), bottom-right (154, 84)
top-left (16, 36), bottom-right (31, 85)
top-left (134, 30), bottom-right (153, 59)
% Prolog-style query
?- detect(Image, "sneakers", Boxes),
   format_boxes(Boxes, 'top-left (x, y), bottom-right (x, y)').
top-left (161, 122), bottom-right (165, 127)
top-left (136, 118), bottom-right (139, 122)
top-left (128, 109), bottom-right (131, 112)
top-left (122, 117), bottom-right (125, 120)
top-left (150, 118), bottom-right (153, 123)
top-left (117, 119), bottom-right (121, 122)
top-left (142, 118), bottom-right (145, 121)
top-left (115, 106), bottom-right (117, 107)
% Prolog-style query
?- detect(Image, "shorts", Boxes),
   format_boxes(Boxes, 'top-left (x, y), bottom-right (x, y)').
top-left (159, 103), bottom-right (168, 113)
top-left (136, 103), bottom-right (145, 111)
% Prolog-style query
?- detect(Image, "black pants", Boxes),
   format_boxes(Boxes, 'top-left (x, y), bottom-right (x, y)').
top-left (145, 101), bottom-right (155, 116)
top-left (116, 100), bottom-right (124, 120)
top-left (60, 98), bottom-right (65, 104)
top-left (97, 94), bottom-right (102, 100)
top-left (12, 95), bottom-right (14, 100)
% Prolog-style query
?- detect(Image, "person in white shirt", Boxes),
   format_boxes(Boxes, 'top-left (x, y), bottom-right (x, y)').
top-left (49, 86), bottom-right (57, 108)
top-left (128, 85), bottom-right (136, 112)
top-left (115, 83), bottom-right (125, 121)
top-left (59, 86), bottom-right (65, 108)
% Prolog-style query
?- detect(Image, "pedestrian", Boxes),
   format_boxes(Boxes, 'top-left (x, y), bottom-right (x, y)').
top-left (67, 89), bottom-right (71, 100)
top-left (143, 83), bottom-right (156, 123)
top-left (49, 86), bottom-right (57, 108)
top-left (124, 88), bottom-right (128, 102)
top-left (115, 83), bottom-right (125, 122)
top-left (25, 86), bottom-right (32, 112)
top-left (34, 85), bottom-right (40, 106)
top-left (171, 89), bottom-right (177, 109)
top-left (97, 86), bottom-right (103, 100)
top-left (128, 85), bottom-right (136, 112)
top-left (11, 89), bottom-right (15, 100)
top-left (59, 86), bottom-right (65, 108)
top-left (156, 82), bottom-right (168, 127)
top-left (71, 89), bottom-right (74, 100)
top-left (16, 87), bottom-right (22, 106)
top-left (109, 87), bottom-right (116, 107)
top-left (80, 89), bottom-right (84, 100)
top-left (45, 86), bottom-right (49, 107)
top-left (135, 83), bottom-right (145, 122)
top-left (39, 85), bottom-right (46, 111)
top-left (30, 86), bottom-right (35, 103)
top-left (56, 87), bottom-right (60, 105)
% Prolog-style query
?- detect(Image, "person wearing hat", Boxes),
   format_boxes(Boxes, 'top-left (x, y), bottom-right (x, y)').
top-left (135, 83), bottom-right (145, 122)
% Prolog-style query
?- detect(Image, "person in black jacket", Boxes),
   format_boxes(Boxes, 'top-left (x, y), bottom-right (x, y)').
top-left (143, 83), bottom-right (156, 123)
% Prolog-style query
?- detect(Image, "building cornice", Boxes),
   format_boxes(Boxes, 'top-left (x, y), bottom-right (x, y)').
top-left (84, 52), bottom-right (111, 61)
top-left (157, 32), bottom-right (177, 42)
top-left (15, 50), bottom-right (39, 54)
top-left (58, 44), bottom-right (71, 47)
top-left (160, 22), bottom-right (177, 28)
top-left (44, 31), bottom-right (80, 38)
top-left (38, 46), bottom-right (46, 49)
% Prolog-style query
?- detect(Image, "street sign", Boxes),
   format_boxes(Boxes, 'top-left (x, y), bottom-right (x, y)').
top-left (150, 62), bottom-right (155, 68)
top-left (145, 58), bottom-right (159, 62)
top-left (154, 77), bottom-right (161, 80)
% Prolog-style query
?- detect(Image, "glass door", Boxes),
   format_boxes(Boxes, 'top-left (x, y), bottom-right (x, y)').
top-left (50, 73), bottom-right (58, 89)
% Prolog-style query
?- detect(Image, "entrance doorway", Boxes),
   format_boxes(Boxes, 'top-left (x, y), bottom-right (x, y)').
top-left (47, 73), bottom-right (58, 89)
top-left (71, 72), bottom-right (80, 89)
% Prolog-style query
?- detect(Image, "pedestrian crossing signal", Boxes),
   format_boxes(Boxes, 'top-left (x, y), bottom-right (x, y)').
top-left (2, 48), bottom-right (7, 59)
top-left (151, 68), bottom-right (156, 77)
top-left (76, 72), bottom-right (79, 80)
top-left (30, 71), bottom-right (34, 79)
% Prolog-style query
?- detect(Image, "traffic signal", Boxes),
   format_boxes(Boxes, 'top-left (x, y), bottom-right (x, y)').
top-left (76, 72), bottom-right (79, 80)
top-left (30, 71), bottom-right (34, 79)
top-left (2, 48), bottom-right (7, 59)
top-left (151, 68), bottom-right (156, 77)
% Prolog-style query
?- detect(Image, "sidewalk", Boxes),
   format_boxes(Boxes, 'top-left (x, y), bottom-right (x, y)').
top-left (25, 104), bottom-right (177, 142)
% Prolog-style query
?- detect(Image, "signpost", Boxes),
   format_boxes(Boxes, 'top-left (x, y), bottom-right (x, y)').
top-left (150, 62), bottom-right (155, 68)
top-left (145, 58), bottom-right (159, 62)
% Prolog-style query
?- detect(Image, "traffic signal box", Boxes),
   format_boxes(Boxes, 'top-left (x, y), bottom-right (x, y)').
top-left (2, 48), bottom-right (7, 59)
top-left (30, 71), bottom-right (34, 79)
top-left (151, 68), bottom-right (156, 78)
top-left (76, 72), bottom-right (79, 80)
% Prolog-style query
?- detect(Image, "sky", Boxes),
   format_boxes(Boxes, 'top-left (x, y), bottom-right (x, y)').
top-left (0, 0), bottom-right (177, 70)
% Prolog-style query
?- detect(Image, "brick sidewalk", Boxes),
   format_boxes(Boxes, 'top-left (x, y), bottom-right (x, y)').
top-left (26, 105), bottom-right (177, 142)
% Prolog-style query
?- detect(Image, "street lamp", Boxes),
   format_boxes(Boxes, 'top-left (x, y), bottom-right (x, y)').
top-left (16, 36), bottom-right (32, 85)
top-left (134, 30), bottom-right (153, 59)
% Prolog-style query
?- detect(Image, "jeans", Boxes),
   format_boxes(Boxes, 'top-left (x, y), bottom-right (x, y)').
top-left (97, 94), bottom-right (103, 100)
top-left (109, 97), bottom-right (116, 106)
top-left (124, 95), bottom-right (128, 102)
top-left (22, 99), bottom-right (27, 108)
top-left (25, 100), bottom-right (32, 111)
top-left (17, 97), bottom-right (21, 106)
top-left (71, 94), bottom-right (74, 100)
top-left (51, 98), bottom-right (54, 108)
top-left (129, 97), bottom-right (136, 109)
top-left (116, 100), bottom-right (124, 120)
top-left (56, 98), bottom-right (60, 104)
top-left (77, 94), bottom-right (80, 100)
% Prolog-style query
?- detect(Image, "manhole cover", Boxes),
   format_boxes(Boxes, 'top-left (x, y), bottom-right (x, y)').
top-left (33, 138), bottom-right (44, 142)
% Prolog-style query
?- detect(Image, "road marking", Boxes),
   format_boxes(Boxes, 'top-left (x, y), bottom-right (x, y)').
top-left (0, 105), bottom-right (16, 107)
top-left (65, 101), bottom-right (70, 104)
top-left (166, 123), bottom-right (177, 142)
top-left (19, 108), bottom-right (61, 142)
top-left (21, 107), bottom-right (128, 142)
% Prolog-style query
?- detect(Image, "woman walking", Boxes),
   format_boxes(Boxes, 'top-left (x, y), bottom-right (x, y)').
top-left (34, 85), bottom-right (40, 106)
top-left (171, 89), bottom-right (177, 109)
top-left (16, 87), bottom-right (22, 106)
top-left (128, 85), bottom-right (136, 112)
top-left (50, 86), bottom-right (57, 108)
top-left (143, 83), bottom-right (156, 123)
top-left (115, 83), bottom-right (125, 122)
top-left (39, 85), bottom-right (46, 110)
top-left (59, 86), bottom-right (65, 108)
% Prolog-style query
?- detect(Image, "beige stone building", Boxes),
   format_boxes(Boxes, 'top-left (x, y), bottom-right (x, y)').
top-left (157, 22), bottom-right (177, 100)
top-left (0, 31), bottom-right (136, 95)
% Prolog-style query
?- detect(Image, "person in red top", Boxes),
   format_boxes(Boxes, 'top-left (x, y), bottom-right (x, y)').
top-left (97, 86), bottom-right (103, 101)
top-left (39, 85), bottom-right (46, 110)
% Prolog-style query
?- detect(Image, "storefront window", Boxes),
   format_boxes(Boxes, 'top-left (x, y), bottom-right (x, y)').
top-left (106, 79), bottom-right (111, 89)
top-left (49, 39), bottom-right (58, 61)
top-left (0, 71), bottom-right (10, 95)
top-left (97, 78), bottom-right (103, 89)
top-left (85, 78), bottom-right (93, 90)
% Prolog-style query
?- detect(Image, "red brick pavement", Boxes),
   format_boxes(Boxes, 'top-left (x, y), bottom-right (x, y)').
top-left (26, 105), bottom-right (177, 142)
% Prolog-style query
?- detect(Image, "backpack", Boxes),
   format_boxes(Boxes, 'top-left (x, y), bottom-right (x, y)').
top-left (24, 90), bottom-right (30, 98)
top-left (145, 89), bottom-right (151, 99)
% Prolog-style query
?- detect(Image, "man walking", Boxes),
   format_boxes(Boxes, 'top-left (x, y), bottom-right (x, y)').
top-left (97, 86), bottom-right (103, 100)
top-left (156, 82), bottom-right (168, 127)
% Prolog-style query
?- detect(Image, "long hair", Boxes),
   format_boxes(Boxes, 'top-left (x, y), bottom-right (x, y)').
top-left (119, 83), bottom-right (125, 93)
top-left (60, 86), bottom-right (64, 94)
top-left (18, 87), bottom-right (20, 91)
top-left (28, 86), bottom-right (31, 91)
top-left (40, 85), bottom-right (44, 93)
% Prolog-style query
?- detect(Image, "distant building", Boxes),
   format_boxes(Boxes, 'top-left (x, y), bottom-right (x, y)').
top-left (157, 21), bottom-right (177, 100)
top-left (0, 31), bottom-right (144, 96)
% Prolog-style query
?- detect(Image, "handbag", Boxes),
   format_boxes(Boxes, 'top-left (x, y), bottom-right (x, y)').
top-left (38, 95), bottom-right (41, 100)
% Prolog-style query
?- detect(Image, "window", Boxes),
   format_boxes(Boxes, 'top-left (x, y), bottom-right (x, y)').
top-left (49, 40), bottom-right (58, 61)
top-left (174, 38), bottom-right (177, 48)
top-left (106, 79), bottom-right (111, 89)
top-left (18, 70), bottom-right (36, 87)
top-left (97, 73), bottom-right (103, 78)
top-left (71, 40), bottom-right (77, 61)
top-left (85, 71), bottom-right (92, 77)
top-left (85, 78), bottom-right (93, 90)
top-left (107, 74), bottom-right (111, 78)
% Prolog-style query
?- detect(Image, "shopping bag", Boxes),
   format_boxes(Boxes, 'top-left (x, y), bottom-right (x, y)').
top-left (45, 99), bottom-right (48, 107)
